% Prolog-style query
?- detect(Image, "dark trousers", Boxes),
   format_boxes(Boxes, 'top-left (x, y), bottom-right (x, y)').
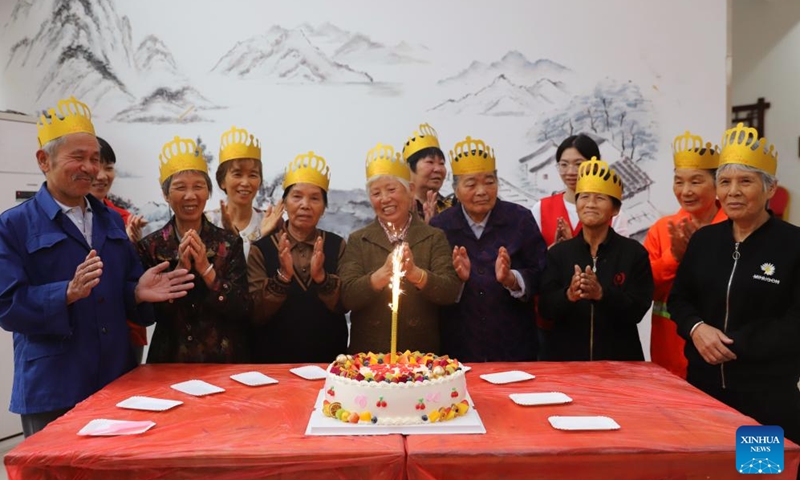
top-left (21, 407), bottom-right (71, 438)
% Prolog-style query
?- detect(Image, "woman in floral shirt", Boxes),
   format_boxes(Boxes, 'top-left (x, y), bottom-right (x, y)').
top-left (137, 136), bottom-right (251, 363)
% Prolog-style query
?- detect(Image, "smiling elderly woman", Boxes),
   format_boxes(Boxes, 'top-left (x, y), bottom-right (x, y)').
top-left (539, 158), bottom-right (653, 361)
top-left (338, 143), bottom-right (461, 354)
top-left (669, 124), bottom-right (800, 446)
top-left (137, 136), bottom-right (251, 363)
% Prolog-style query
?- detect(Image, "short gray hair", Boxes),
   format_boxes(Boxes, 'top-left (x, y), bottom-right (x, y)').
top-left (41, 136), bottom-right (68, 158)
top-left (161, 170), bottom-right (213, 197)
top-left (366, 174), bottom-right (410, 193)
top-left (717, 163), bottom-right (777, 192)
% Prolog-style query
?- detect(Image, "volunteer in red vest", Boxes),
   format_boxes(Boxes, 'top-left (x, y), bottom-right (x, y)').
top-left (532, 134), bottom-right (627, 247)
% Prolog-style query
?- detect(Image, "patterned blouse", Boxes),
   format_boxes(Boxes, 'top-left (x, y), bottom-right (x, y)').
top-left (136, 216), bottom-right (251, 363)
top-left (205, 207), bottom-right (265, 259)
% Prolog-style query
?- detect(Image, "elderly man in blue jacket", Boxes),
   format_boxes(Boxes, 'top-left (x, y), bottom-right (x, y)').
top-left (0, 96), bottom-right (194, 437)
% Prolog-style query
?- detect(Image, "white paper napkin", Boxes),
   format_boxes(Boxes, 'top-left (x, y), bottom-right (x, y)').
top-left (230, 371), bottom-right (279, 387)
top-left (548, 416), bottom-right (620, 431)
top-left (116, 396), bottom-right (183, 411)
top-left (170, 379), bottom-right (225, 396)
top-left (510, 392), bottom-right (572, 406)
top-left (289, 365), bottom-right (328, 380)
top-left (77, 419), bottom-right (156, 436)
top-left (479, 370), bottom-right (535, 384)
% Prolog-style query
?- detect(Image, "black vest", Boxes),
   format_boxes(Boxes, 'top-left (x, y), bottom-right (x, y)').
top-left (250, 231), bottom-right (348, 363)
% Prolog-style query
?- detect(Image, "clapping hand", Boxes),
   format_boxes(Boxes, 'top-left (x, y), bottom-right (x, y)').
top-left (66, 250), bottom-right (103, 305)
top-left (555, 217), bottom-right (573, 244)
top-left (495, 246), bottom-right (517, 290)
top-left (566, 265), bottom-right (582, 302)
top-left (219, 200), bottom-right (236, 234)
top-left (422, 190), bottom-right (438, 224)
top-left (667, 217), bottom-right (698, 262)
top-left (126, 214), bottom-right (148, 243)
top-left (134, 261), bottom-right (195, 303)
top-left (260, 200), bottom-right (285, 237)
top-left (452, 246), bottom-right (471, 282)
top-left (310, 236), bottom-right (326, 283)
top-left (578, 265), bottom-right (602, 301)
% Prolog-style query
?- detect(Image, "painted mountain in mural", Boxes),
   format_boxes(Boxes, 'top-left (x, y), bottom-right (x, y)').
top-left (333, 34), bottom-right (427, 65)
top-left (5, 0), bottom-right (137, 108)
top-left (115, 35), bottom-right (220, 123)
top-left (135, 35), bottom-right (178, 73)
top-left (439, 51), bottom-right (573, 90)
top-left (2, 0), bottom-right (215, 121)
top-left (430, 51), bottom-right (573, 116)
top-left (431, 74), bottom-right (565, 116)
top-left (211, 26), bottom-right (373, 83)
top-left (299, 22), bottom-right (353, 55)
top-left (112, 86), bottom-right (217, 123)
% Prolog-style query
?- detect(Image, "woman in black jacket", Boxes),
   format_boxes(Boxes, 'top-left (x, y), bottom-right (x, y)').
top-left (539, 158), bottom-right (653, 361)
top-left (669, 124), bottom-right (800, 445)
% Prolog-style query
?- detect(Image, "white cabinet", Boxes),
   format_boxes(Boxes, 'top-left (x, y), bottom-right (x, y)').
top-left (0, 112), bottom-right (39, 438)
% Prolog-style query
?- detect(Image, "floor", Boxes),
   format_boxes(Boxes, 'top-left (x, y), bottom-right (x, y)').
top-left (0, 435), bottom-right (23, 480)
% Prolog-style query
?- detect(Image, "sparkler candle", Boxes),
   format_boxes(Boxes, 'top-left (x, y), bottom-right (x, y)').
top-left (389, 243), bottom-right (405, 363)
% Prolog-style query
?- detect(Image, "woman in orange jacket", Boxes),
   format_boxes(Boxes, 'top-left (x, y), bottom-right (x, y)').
top-left (644, 131), bottom-right (727, 378)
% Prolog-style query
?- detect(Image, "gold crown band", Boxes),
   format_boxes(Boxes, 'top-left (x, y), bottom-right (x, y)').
top-left (37, 96), bottom-right (95, 147)
top-left (575, 157), bottom-right (623, 201)
top-left (672, 131), bottom-right (720, 170)
top-left (719, 123), bottom-right (778, 176)
top-left (159, 136), bottom-right (208, 185)
top-left (366, 143), bottom-right (410, 181)
top-left (219, 126), bottom-right (262, 165)
top-left (402, 123), bottom-right (441, 161)
top-left (283, 151), bottom-right (331, 192)
top-left (449, 135), bottom-right (496, 176)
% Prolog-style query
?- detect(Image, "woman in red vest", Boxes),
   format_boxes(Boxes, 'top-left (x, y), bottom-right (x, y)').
top-left (532, 134), bottom-right (627, 247)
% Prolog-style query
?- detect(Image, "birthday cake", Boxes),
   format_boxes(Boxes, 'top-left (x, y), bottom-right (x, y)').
top-left (321, 351), bottom-right (470, 425)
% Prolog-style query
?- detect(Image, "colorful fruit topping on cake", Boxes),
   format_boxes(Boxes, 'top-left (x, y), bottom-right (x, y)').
top-left (329, 351), bottom-right (462, 383)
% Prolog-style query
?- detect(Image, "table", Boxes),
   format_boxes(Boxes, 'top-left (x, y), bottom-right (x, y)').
top-left (406, 361), bottom-right (800, 479)
top-left (3, 364), bottom-right (405, 480)
top-left (5, 362), bottom-right (798, 479)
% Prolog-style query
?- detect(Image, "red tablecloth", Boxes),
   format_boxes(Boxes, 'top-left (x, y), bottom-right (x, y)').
top-left (3, 364), bottom-right (405, 480)
top-left (5, 362), bottom-right (798, 479)
top-left (407, 361), bottom-right (800, 479)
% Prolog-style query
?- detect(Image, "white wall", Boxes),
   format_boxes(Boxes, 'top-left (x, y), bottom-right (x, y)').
top-left (732, 0), bottom-right (800, 225)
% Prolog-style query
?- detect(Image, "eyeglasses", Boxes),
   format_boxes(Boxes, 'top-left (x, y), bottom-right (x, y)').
top-left (557, 161), bottom-right (583, 171)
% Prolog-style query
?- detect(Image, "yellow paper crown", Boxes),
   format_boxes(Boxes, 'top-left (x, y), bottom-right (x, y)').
top-left (402, 123), bottom-right (441, 161)
top-left (219, 126), bottom-right (261, 165)
top-left (283, 151), bottom-right (331, 192)
top-left (37, 96), bottom-right (95, 147)
top-left (576, 157), bottom-right (623, 201)
top-left (449, 136), bottom-right (496, 176)
top-left (365, 143), bottom-right (410, 181)
top-left (720, 123), bottom-right (778, 175)
top-left (672, 131), bottom-right (720, 170)
top-left (158, 136), bottom-right (208, 185)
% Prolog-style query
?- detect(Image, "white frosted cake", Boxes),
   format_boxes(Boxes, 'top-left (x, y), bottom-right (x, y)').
top-left (322, 351), bottom-right (470, 425)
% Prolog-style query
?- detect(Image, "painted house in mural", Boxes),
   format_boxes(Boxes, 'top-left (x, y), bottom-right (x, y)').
top-left (517, 134), bottom-right (660, 240)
